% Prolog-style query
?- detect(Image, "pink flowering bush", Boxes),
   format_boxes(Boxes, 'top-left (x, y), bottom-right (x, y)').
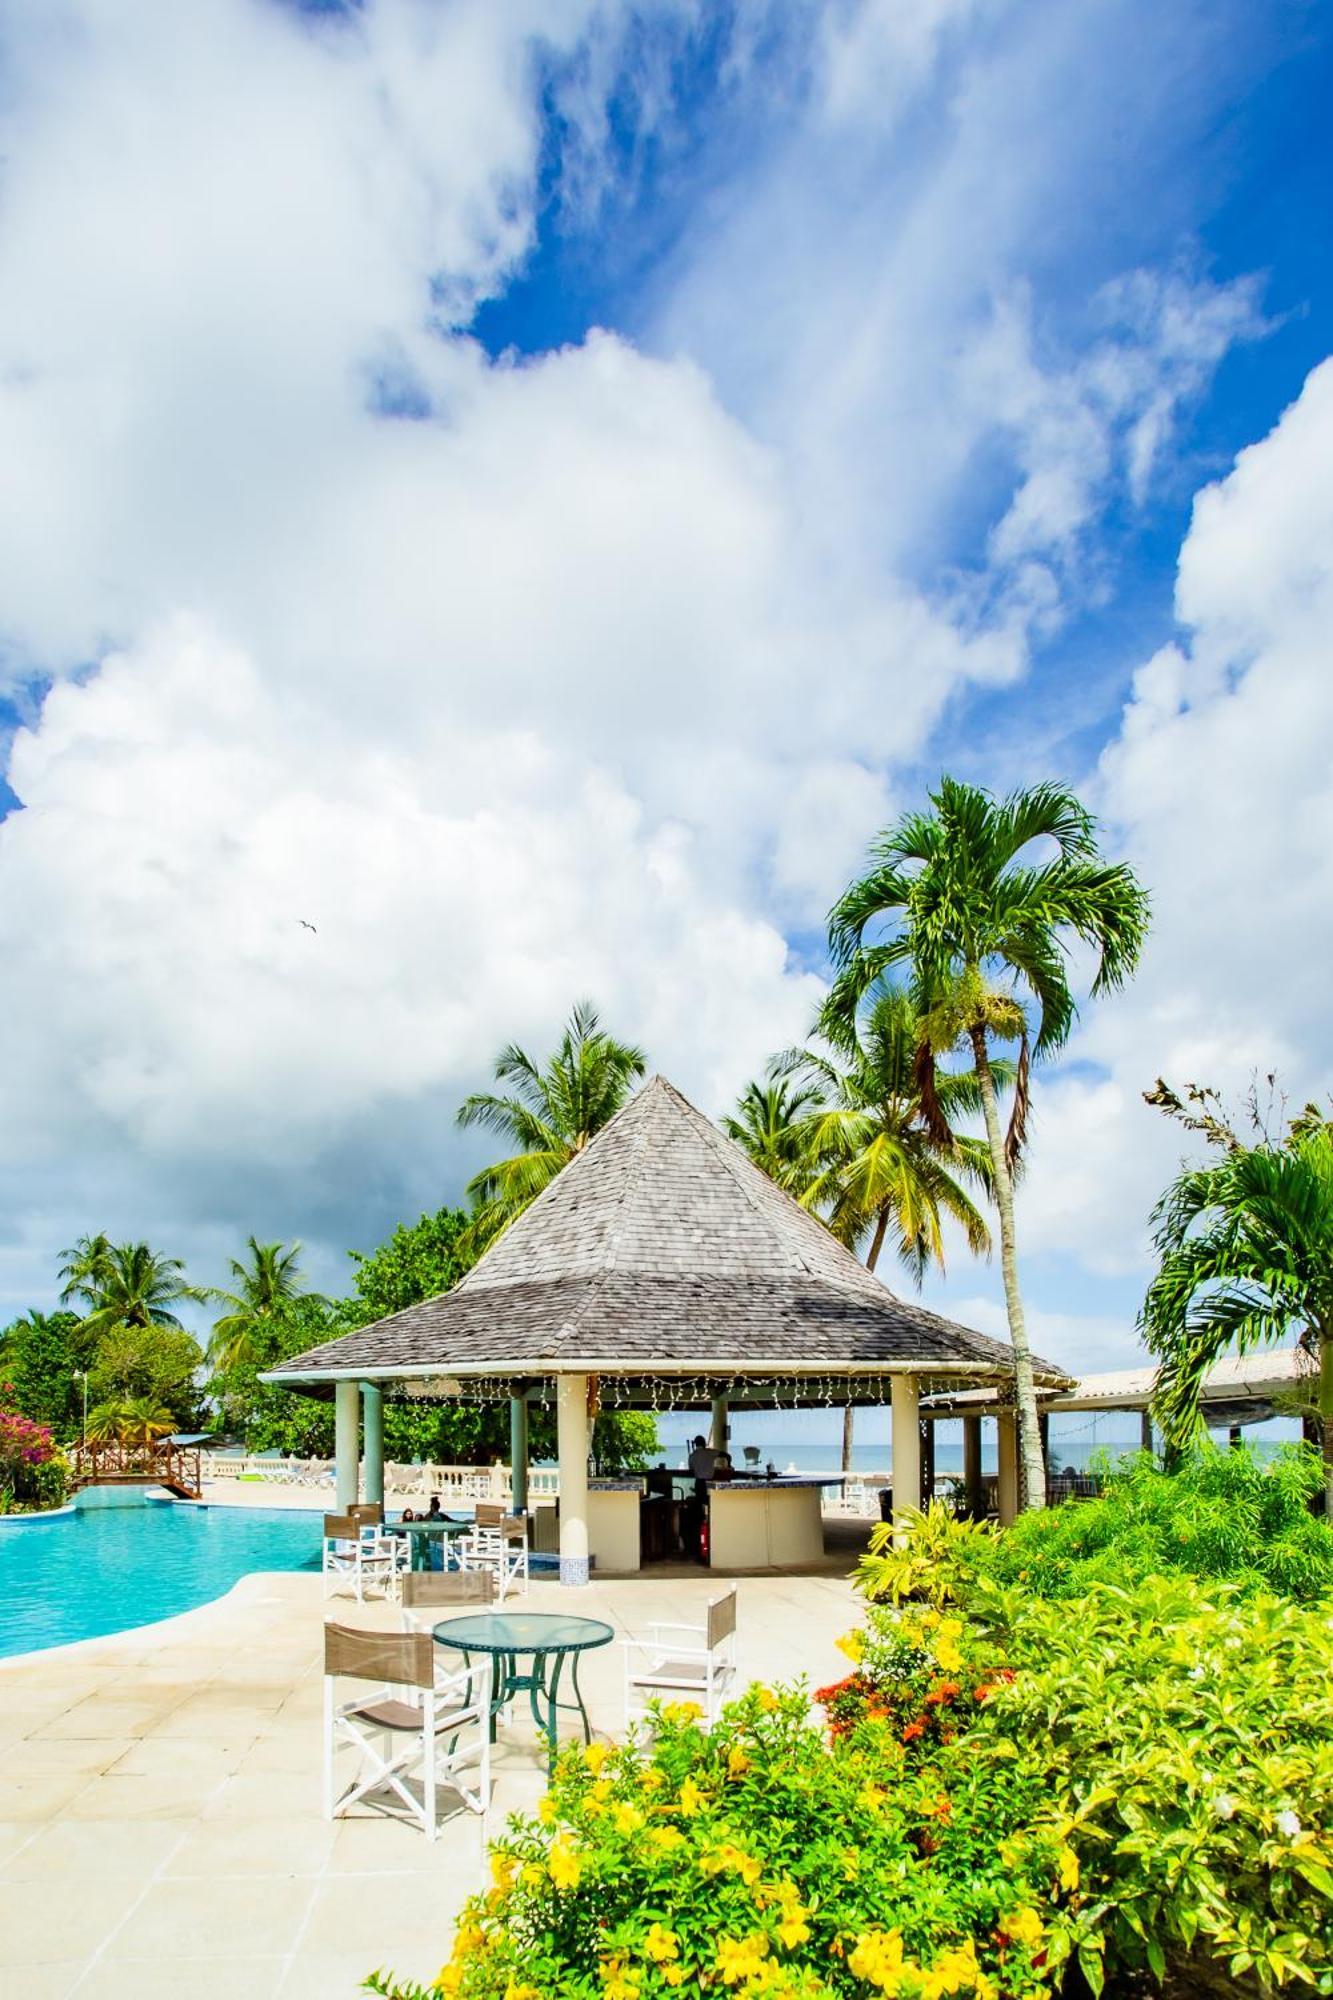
top-left (0, 1382), bottom-right (68, 1510)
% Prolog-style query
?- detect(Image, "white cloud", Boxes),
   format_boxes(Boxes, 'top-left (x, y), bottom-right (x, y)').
top-left (0, 0), bottom-right (1293, 1329)
top-left (1005, 359), bottom-right (1333, 1286)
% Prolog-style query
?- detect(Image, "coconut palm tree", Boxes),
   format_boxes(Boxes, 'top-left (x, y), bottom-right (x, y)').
top-left (1143, 1124), bottom-right (1333, 1515)
top-left (64, 1241), bottom-right (210, 1343)
top-left (57, 1232), bottom-right (114, 1312)
top-left (780, 981), bottom-right (996, 1281)
top-left (828, 778), bottom-right (1151, 1509)
top-left (457, 1001), bottom-right (647, 1252)
top-left (115, 1396), bottom-right (177, 1447)
top-left (207, 1238), bottom-right (324, 1375)
top-left (773, 979), bottom-right (997, 1473)
top-left (722, 1079), bottom-right (825, 1197)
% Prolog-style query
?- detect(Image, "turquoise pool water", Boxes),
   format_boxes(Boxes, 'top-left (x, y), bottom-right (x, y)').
top-left (0, 1500), bottom-right (323, 1659)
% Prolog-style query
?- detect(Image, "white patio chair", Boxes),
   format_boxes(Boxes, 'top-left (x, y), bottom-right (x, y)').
top-left (399, 1567), bottom-right (494, 1634)
top-left (458, 1512), bottom-right (529, 1601)
top-left (322, 1514), bottom-right (408, 1602)
top-left (623, 1588), bottom-right (738, 1729)
top-left (323, 1623), bottom-right (490, 1841)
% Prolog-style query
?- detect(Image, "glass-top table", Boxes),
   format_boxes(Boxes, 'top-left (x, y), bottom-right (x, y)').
top-left (432, 1611), bottom-right (614, 1769)
top-left (384, 1517), bottom-right (474, 1571)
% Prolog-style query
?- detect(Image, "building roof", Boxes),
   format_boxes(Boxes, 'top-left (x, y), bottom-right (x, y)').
top-left (267, 1074), bottom-right (1068, 1393)
top-left (923, 1346), bottom-right (1312, 1425)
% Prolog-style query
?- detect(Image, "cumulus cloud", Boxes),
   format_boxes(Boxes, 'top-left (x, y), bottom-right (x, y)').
top-left (0, 0), bottom-right (1294, 1333)
top-left (1004, 359), bottom-right (1333, 1289)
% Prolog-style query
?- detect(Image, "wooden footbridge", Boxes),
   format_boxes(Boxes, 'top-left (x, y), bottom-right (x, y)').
top-left (68, 1441), bottom-right (203, 1501)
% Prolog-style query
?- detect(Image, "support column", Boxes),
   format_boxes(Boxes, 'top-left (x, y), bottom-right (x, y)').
top-left (996, 1411), bottom-right (1019, 1527)
top-left (510, 1391), bottom-right (530, 1514)
top-left (709, 1394), bottom-right (729, 1454)
top-left (361, 1382), bottom-right (383, 1509)
top-left (556, 1373), bottom-right (590, 1587)
top-left (334, 1380), bottom-right (360, 1513)
top-left (890, 1376), bottom-right (921, 1539)
top-left (1139, 1408), bottom-right (1153, 1456)
top-left (962, 1416), bottom-right (983, 1519)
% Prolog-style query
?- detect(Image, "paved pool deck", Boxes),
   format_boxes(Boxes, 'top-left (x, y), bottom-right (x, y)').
top-left (0, 1512), bottom-right (868, 2000)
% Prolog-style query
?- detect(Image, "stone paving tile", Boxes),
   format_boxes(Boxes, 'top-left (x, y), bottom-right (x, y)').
top-left (0, 1556), bottom-right (864, 1993)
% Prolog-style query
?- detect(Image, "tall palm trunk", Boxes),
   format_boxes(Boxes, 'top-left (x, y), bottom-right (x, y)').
top-left (1312, 1336), bottom-right (1320, 1520)
top-left (845, 1207), bottom-right (892, 1474)
top-left (969, 1026), bottom-right (1046, 1510)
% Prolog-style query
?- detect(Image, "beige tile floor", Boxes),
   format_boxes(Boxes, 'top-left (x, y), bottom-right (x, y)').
top-left (0, 1531), bottom-right (866, 2000)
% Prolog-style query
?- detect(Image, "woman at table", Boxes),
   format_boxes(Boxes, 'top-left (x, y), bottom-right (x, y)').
top-left (425, 1495), bottom-right (443, 1521)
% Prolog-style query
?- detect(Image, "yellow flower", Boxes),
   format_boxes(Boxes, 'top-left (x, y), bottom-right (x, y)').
top-left (835, 1628), bottom-right (866, 1663)
top-left (716, 1934), bottom-right (770, 1985)
top-left (642, 1924), bottom-right (680, 1963)
top-left (663, 1699), bottom-right (704, 1724)
top-left (614, 1803), bottom-right (645, 1836)
top-left (537, 1794), bottom-right (557, 1825)
top-left (776, 1914), bottom-right (811, 1950)
top-left (858, 1782), bottom-right (887, 1814)
top-left (640, 1767), bottom-right (665, 1792)
top-left (932, 1618), bottom-right (965, 1673)
top-left (999, 1907), bottom-right (1043, 1950)
top-left (1057, 1843), bottom-right (1080, 1891)
top-left (677, 1775), bottom-right (706, 1817)
top-left (504, 1984), bottom-right (541, 2000)
top-left (454, 1920), bottom-right (484, 1954)
top-left (548, 1837), bottom-right (582, 1893)
top-left (650, 1825), bottom-right (686, 1854)
top-left (661, 1969), bottom-right (685, 1989)
top-left (520, 1862), bottom-right (545, 1889)
top-left (584, 1741), bottom-right (611, 1774)
top-left (727, 1744), bottom-right (752, 1779)
top-left (703, 1842), bottom-right (762, 1885)
top-left (847, 1927), bottom-right (906, 1992)
top-left (602, 1970), bottom-right (641, 2000)
top-left (490, 1852), bottom-right (516, 1893)
top-left (756, 1686), bottom-right (779, 1712)
top-left (920, 1940), bottom-right (980, 1997)
top-left (973, 1979), bottom-right (997, 2000)
top-left (435, 1967), bottom-right (463, 1996)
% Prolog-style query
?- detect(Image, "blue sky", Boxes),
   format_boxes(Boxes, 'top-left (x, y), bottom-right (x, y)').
top-left (0, 0), bottom-right (1331, 1412)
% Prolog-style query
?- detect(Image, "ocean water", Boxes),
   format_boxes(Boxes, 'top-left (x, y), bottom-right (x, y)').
top-left (0, 1498), bottom-right (323, 1659)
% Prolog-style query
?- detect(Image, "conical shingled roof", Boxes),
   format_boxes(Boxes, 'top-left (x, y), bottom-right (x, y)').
top-left (269, 1075), bottom-right (1065, 1388)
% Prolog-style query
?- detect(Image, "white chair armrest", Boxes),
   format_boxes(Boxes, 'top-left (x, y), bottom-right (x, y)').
top-left (646, 1621), bottom-right (707, 1642)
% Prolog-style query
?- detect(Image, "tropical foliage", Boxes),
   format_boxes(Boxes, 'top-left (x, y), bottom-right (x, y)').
top-left (774, 979), bottom-right (994, 1282)
top-left (1142, 1089), bottom-right (1333, 1513)
top-left (860, 1450), bottom-right (1333, 1607)
top-left (383, 1684), bottom-right (1066, 2000)
top-left (826, 778), bottom-right (1151, 1509)
top-left (207, 1237), bottom-right (325, 1375)
top-left (457, 1000), bottom-right (646, 1253)
top-left (0, 1383), bottom-right (66, 1512)
top-left (721, 1078), bottom-right (825, 1198)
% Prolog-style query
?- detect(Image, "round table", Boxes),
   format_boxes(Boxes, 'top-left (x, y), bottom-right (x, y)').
top-left (386, 1518), bottom-right (473, 1572)
top-left (432, 1611), bottom-right (614, 1770)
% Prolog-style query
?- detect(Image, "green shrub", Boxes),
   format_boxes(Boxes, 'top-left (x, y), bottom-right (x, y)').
top-left (371, 1687), bottom-right (1073, 2000)
top-left (864, 1450), bottom-right (1333, 1609)
top-left (835, 1580), bottom-right (1333, 1996)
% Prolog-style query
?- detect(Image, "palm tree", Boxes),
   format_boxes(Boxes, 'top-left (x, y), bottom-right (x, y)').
top-left (828, 778), bottom-right (1151, 1509)
top-left (457, 1001), bottom-right (646, 1252)
top-left (116, 1396), bottom-right (177, 1447)
top-left (65, 1241), bottom-right (211, 1343)
top-left (1143, 1125), bottom-right (1333, 1516)
top-left (774, 979), bottom-right (997, 1472)
top-left (722, 1079), bottom-right (825, 1197)
top-left (208, 1238), bottom-right (323, 1374)
top-left (57, 1232), bottom-right (114, 1312)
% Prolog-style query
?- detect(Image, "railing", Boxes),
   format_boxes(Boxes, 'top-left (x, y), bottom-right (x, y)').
top-left (69, 1441), bottom-right (203, 1497)
top-left (197, 1455), bottom-right (562, 1502)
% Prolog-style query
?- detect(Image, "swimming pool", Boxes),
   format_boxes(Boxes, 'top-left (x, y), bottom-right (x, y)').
top-left (0, 1499), bottom-right (323, 1659)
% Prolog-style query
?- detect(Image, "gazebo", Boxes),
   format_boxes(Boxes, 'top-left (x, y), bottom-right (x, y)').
top-left (267, 1075), bottom-right (1068, 1582)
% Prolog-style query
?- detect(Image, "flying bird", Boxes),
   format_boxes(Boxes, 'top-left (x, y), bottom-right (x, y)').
top-left (298, 919), bottom-right (317, 933)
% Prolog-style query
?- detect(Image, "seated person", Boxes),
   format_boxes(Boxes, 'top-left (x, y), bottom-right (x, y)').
top-left (401, 1507), bottom-right (416, 1522)
top-left (425, 1495), bottom-right (443, 1520)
